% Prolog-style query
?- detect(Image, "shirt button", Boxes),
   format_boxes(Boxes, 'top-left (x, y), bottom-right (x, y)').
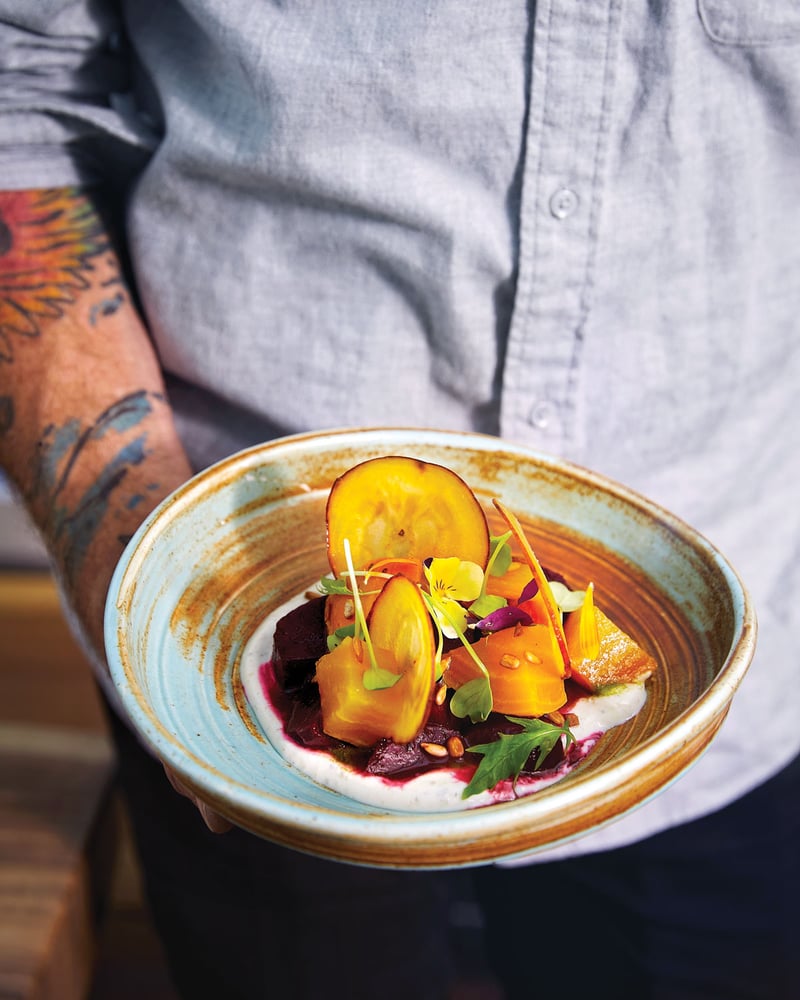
top-left (549, 188), bottom-right (579, 220)
top-left (528, 400), bottom-right (557, 429)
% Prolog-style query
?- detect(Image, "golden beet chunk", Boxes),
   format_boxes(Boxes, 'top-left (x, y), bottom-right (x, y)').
top-left (315, 574), bottom-right (436, 747)
top-left (566, 606), bottom-right (656, 692)
top-left (443, 624), bottom-right (566, 718)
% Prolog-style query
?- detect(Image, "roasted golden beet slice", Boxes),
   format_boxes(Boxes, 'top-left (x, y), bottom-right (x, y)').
top-left (566, 605), bottom-right (656, 692)
top-left (326, 456), bottom-right (489, 577)
top-left (315, 574), bottom-right (436, 747)
top-left (443, 625), bottom-right (566, 717)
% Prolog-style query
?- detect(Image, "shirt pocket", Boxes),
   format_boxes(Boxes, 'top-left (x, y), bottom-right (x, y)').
top-left (698, 0), bottom-right (800, 45)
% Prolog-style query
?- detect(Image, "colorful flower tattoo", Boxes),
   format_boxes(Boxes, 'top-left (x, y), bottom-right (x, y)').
top-left (0, 187), bottom-right (108, 362)
top-left (0, 188), bottom-right (163, 583)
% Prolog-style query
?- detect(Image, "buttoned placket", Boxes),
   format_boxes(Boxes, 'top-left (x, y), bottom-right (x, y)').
top-left (500, 0), bottom-right (623, 458)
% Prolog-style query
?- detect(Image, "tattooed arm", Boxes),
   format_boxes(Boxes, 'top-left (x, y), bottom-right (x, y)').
top-left (0, 187), bottom-right (193, 664)
top-left (0, 187), bottom-right (233, 832)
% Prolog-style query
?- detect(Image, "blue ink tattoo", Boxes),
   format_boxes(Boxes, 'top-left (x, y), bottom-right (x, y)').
top-left (33, 390), bottom-right (165, 584)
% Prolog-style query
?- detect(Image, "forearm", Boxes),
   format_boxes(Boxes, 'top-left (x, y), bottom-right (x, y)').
top-left (0, 187), bottom-right (192, 661)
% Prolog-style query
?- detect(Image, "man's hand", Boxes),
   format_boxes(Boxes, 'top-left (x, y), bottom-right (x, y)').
top-left (163, 767), bottom-right (234, 834)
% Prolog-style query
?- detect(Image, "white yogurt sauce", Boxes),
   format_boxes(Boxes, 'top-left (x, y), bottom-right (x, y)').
top-left (240, 594), bottom-right (647, 813)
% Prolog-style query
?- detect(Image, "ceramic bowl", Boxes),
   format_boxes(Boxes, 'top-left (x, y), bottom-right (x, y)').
top-left (105, 428), bottom-right (756, 868)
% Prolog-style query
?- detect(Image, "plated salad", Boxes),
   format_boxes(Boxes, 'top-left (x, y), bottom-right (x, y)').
top-left (242, 456), bottom-right (656, 810)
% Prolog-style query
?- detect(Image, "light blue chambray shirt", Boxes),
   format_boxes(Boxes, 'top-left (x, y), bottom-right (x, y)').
top-left (1, 0), bottom-right (799, 860)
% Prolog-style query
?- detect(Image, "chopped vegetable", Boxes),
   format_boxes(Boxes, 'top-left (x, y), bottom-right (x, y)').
top-left (567, 605), bottom-right (656, 692)
top-left (315, 574), bottom-right (436, 746)
top-left (443, 624), bottom-right (566, 717)
top-left (304, 455), bottom-right (656, 794)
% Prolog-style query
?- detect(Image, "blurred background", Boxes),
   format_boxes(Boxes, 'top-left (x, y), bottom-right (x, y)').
top-left (0, 479), bottom-right (178, 1000)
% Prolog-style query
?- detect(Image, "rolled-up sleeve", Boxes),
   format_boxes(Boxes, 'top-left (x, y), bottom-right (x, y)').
top-left (0, 1), bottom-right (156, 189)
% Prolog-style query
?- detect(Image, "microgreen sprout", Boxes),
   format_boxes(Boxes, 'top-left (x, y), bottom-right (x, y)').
top-left (318, 571), bottom-right (393, 597)
top-left (487, 531), bottom-right (513, 578)
top-left (317, 576), bottom-right (351, 596)
top-left (326, 623), bottom-right (355, 653)
top-left (420, 586), bottom-right (493, 722)
top-left (342, 539), bottom-right (400, 691)
top-left (466, 532), bottom-right (512, 620)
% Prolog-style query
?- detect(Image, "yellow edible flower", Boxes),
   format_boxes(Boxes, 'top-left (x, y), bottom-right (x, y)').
top-left (424, 557), bottom-right (484, 638)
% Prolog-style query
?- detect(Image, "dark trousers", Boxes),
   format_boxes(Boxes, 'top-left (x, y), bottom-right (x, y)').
top-left (473, 752), bottom-right (800, 999)
top-left (106, 703), bottom-right (464, 1000)
top-left (106, 702), bottom-right (799, 1000)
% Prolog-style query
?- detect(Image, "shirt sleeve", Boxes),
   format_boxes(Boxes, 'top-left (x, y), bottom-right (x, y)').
top-left (0, 1), bottom-right (156, 189)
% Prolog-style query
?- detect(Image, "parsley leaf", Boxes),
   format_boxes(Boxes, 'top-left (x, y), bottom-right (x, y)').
top-left (462, 717), bottom-right (574, 799)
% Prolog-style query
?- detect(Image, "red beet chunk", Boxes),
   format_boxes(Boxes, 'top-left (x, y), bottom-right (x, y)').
top-left (272, 596), bottom-right (329, 694)
top-left (284, 699), bottom-right (336, 749)
top-left (365, 723), bottom-right (462, 778)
